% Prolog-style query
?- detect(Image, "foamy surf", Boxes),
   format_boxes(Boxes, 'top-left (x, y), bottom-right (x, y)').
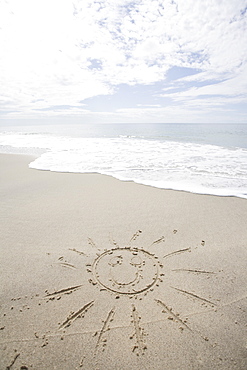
top-left (1, 131), bottom-right (246, 198)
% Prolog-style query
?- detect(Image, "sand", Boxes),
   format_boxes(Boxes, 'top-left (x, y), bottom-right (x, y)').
top-left (0, 153), bottom-right (247, 369)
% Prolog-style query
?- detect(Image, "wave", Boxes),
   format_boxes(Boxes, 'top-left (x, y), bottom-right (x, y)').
top-left (1, 132), bottom-right (247, 199)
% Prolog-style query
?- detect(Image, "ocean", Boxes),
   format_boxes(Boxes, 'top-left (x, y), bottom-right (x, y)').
top-left (0, 122), bottom-right (247, 199)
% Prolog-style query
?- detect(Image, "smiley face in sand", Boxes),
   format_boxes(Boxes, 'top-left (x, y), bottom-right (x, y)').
top-left (92, 247), bottom-right (162, 295)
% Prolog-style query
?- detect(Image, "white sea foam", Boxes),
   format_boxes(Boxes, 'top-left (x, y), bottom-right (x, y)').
top-left (0, 131), bottom-right (247, 198)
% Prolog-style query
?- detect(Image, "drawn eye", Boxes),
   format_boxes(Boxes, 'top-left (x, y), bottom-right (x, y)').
top-left (130, 256), bottom-right (143, 267)
top-left (109, 255), bottom-right (123, 266)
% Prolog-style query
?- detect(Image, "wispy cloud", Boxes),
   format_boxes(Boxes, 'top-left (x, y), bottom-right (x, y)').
top-left (0, 0), bottom-right (246, 122)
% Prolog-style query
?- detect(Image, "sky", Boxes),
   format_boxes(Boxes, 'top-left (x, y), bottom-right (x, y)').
top-left (0, 0), bottom-right (247, 124)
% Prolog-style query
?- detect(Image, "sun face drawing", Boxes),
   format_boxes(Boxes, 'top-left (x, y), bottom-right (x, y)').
top-left (4, 230), bottom-right (221, 369)
top-left (42, 230), bottom-right (218, 358)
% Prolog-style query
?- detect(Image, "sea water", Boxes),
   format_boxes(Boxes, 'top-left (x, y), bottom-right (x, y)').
top-left (0, 122), bottom-right (247, 199)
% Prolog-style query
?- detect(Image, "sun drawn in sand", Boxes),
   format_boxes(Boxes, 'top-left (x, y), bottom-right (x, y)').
top-left (44, 230), bottom-right (217, 358)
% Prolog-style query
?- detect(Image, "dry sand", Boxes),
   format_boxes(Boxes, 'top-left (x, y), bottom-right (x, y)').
top-left (0, 153), bottom-right (247, 369)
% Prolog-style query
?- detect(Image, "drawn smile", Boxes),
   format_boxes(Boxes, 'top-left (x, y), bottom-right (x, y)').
top-left (92, 247), bottom-right (161, 295)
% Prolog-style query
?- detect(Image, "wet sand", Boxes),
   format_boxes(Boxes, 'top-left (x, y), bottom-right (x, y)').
top-left (0, 153), bottom-right (247, 369)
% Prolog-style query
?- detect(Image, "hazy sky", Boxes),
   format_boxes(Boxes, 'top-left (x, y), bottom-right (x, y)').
top-left (0, 0), bottom-right (247, 124)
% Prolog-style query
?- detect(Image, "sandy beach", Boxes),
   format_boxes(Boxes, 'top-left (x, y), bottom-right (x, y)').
top-left (0, 153), bottom-right (247, 369)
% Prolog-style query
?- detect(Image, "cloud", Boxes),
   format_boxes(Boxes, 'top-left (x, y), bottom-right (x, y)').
top-left (0, 0), bottom-right (246, 122)
top-left (162, 64), bottom-right (247, 105)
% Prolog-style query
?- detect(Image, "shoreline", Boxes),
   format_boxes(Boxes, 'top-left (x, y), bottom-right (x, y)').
top-left (4, 152), bottom-right (246, 200)
top-left (1, 153), bottom-right (247, 369)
